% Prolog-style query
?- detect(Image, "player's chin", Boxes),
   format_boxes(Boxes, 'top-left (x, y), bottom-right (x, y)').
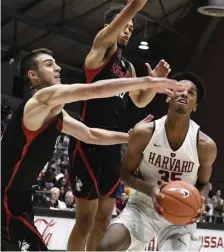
top-left (117, 41), bottom-right (127, 49)
top-left (175, 106), bottom-right (188, 115)
top-left (53, 79), bottom-right (61, 85)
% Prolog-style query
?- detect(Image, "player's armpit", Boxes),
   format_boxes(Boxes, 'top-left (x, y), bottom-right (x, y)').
top-left (121, 122), bottom-right (154, 196)
top-left (62, 111), bottom-right (128, 145)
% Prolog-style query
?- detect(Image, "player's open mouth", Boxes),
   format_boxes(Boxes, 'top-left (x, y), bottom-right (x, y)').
top-left (177, 99), bottom-right (188, 105)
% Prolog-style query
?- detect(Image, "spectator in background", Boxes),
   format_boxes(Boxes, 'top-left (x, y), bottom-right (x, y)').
top-left (59, 186), bottom-right (66, 202)
top-left (39, 167), bottom-right (56, 190)
top-left (208, 182), bottom-right (213, 198)
top-left (1, 109), bottom-right (13, 132)
top-left (64, 191), bottom-right (75, 209)
top-left (116, 192), bottom-right (128, 214)
top-left (212, 189), bottom-right (222, 208)
top-left (55, 173), bottom-right (67, 188)
top-left (214, 198), bottom-right (224, 224)
top-left (50, 187), bottom-right (66, 210)
top-left (204, 197), bottom-right (214, 223)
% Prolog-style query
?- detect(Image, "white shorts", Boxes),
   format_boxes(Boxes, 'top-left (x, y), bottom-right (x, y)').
top-left (111, 203), bottom-right (202, 251)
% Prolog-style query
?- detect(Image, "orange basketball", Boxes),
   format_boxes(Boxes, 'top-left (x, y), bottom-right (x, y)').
top-left (158, 181), bottom-right (202, 225)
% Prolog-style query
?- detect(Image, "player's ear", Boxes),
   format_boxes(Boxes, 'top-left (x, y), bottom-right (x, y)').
top-left (166, 97), bottom-right (171, 103)
top-left (193, 103), bottom-right (198, 112)
top-left (104, 23), bottom-right (109, 28)
top-left (27, 70), bottom-right (38, 81)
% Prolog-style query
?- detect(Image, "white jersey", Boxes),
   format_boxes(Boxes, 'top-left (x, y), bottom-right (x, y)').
top-left (129, 115), bottom-right (200, 213)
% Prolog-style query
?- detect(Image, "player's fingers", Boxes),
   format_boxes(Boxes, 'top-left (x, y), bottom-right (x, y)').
top-left (143, 114), bottom-right (154, 122)
top-left (155, 201), bottom-right (164, 214)
top-left (145, 63), bottom-right (153, 75)
top-left (163, 89), bottom-right (174, 97)
top-left (201, 196), bottom-right (205, 203)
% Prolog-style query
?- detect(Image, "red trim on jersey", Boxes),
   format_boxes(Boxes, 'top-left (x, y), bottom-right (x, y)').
top-left (3, 117), bottom-right (56, 242)
top-left (17, 216), bottom-right (43, 240)
top-left (84, 62), bottom-right (108, 83)
top-left (106, 178), bottom-right (121, 196)
top-left (78, 144), bottom-right (99, 197)
top-left (21, 116), bottom-right (56, 141)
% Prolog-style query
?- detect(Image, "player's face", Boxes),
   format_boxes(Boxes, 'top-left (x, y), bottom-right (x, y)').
top-left (117, 20), bottom-right (134, 49)
top-left (169, 80), bottom-right (197, 114)
top-left (28, 54), bottom-right (61, 86)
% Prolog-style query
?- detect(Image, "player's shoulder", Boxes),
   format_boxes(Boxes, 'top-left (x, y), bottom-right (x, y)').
top-left (130, 120), bottom-right (154, 139)
top-left (198, 130), bottom-right (217, 154)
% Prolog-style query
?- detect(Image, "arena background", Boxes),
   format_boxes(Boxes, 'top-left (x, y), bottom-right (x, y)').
top-left (2, 0), bottom-right (224, 190)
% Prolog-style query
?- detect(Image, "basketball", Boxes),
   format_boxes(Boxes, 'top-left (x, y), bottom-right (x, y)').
top-left (158, 181), bottom-right (203, 225)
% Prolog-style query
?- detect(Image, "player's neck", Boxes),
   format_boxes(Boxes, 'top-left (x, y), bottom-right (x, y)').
top-left (165, 110), bottom-right (190, 133)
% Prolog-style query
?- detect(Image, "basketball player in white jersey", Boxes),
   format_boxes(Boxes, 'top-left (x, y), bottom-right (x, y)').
top-left (98, 71), bottom-right (217, 251)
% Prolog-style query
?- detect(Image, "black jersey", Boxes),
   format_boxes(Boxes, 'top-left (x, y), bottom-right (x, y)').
top-left (2, 87), bottom-right (63, 192)
top-left (82, 50), bottom-right (133, 131)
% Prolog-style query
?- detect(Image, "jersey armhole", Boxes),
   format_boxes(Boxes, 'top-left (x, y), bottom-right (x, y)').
top-left (21, 116), bottom-right (57, 142)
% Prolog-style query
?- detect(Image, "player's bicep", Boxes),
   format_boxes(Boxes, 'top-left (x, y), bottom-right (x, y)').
top-left (197, 133), bottom-right (217, 184)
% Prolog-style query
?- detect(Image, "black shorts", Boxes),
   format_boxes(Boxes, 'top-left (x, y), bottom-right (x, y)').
top-left (1, 191), bottom-right (48, 251)
top-left (70, 142), bottom-right (122, 200)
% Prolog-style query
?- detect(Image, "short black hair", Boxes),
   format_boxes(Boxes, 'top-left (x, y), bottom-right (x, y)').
top-left (18, 48), bottom-right (53, 82)
top-left (171, 71), bottom-right (205, 104)
top-left (104, 6), bottom-right (136, 26)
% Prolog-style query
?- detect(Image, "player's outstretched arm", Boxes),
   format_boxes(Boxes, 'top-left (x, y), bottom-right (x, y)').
top-left (121, 122), bottom-right (155, 195)
top-left (23, 77), bottom-right (182, 131)
top-left (29, 76), bottom-right (180, 106)
top-left (85, 0), bottom-right (147, 69)
top-left (62, 111), bottom-right (128, 145)
top-left (196, 131), bottom-right (217, 198)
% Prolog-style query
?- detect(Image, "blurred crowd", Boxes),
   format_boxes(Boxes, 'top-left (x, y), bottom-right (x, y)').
top-left (1, 101), bottom-right (223, 222)
top-left (1, 100), bottom-right (14, 134)
top-left (200, 185), bottom-right (224, 224)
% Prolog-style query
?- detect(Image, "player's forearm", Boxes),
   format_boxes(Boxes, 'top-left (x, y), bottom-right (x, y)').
top-left (196, 181), bottom-right (210, 198)
top-left (42, 77), bottom-right (156, 106)
top-left (128, 0), bottom-right (148, 10)
top-left (87, 128), bottom-right (129, 145)
top-left (121, 170), bottom-right (154, 196)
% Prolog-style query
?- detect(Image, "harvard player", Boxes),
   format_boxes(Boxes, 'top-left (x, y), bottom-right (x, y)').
top-left (99, 72), bottom-right (217, 251)
top-left (68, 1), bottom-right (172, 250)
top-left (1, 48), bottom-right (181, 251)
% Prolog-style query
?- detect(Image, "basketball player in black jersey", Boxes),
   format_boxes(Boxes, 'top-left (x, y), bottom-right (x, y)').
top-left (68, 1), bottom-right (172, 251)
top-left (1, 48), bottom-right (181, 251)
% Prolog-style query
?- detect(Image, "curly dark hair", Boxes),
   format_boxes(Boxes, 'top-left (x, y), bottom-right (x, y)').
top-left (171, 71), bottom-right (206, 104)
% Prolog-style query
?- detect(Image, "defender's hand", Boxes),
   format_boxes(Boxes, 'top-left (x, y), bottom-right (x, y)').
top-left (145, 60), bottom-right (171, 79)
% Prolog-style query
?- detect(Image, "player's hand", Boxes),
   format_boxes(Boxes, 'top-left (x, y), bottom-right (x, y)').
top-left (128, 114), bottom-right (154, 134)
top-left (145, 60), bottom-right (171, 79)
top-left (145, 76), bottom-right (186, 97)
top-left (151, 185), bottom-right (165, 215)
top-left (191, 196), bottom-right (205, 223)
top-left (137, 114), bottom-right (154, 125)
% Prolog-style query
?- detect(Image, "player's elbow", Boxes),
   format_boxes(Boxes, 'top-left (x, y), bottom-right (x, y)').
top-left (130, 93), bottom-right (148, 108)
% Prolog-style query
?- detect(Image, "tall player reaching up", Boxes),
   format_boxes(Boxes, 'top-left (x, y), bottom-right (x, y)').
top-left (99, 72), bottom-right (217, 251)
top-left (1, 48), bottom-right (182, 251)
top-left (68, 1), bottom-right (171, 250)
